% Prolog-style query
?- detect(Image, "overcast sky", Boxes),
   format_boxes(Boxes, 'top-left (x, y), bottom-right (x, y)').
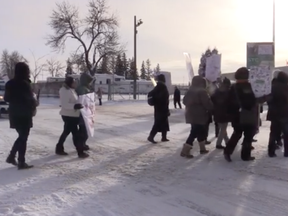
top-left (0, 0), bottom-right (287, 83)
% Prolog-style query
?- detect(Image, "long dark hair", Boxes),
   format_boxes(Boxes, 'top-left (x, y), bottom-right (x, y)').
top-left (14, 62), bottom-right (30, 80)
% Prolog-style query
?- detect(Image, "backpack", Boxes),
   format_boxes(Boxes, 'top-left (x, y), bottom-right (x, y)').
top-left (147, 90), bottom-right (155, 106)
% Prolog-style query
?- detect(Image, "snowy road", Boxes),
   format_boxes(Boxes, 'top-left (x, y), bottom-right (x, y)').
top-left (0, 101), bottom-right (288, 216)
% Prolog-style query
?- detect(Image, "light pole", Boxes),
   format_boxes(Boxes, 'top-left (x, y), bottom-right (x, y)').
top-left (133, 16), bottom-right (143, 100)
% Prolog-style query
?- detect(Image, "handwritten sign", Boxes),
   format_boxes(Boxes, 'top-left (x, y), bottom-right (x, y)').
top-left (249, 66), bottom-right (272, 97)
top-left (205, 54), bottom-right (221, 82)
top-left (78, 93), bottom-right (96, 137)
top-left (258, 44), bottom-right (273, 55)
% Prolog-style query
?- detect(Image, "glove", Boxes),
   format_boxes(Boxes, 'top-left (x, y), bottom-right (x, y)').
top-left (74, 103), bottom-right (83, 110)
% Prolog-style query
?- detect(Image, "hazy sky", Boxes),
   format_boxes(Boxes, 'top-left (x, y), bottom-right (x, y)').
top-left (0, 0), bottom-right (287, 83)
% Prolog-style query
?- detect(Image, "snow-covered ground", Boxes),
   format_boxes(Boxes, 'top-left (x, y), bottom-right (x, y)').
top-left (0, 99), bottom-right (288, 216)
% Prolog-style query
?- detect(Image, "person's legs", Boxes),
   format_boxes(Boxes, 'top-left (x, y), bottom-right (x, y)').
top-left (99, 98), bottom-right (102, 106)
top-left (204, 121), bottom-right (211, 144)
top-left (69, 117), bottom-right (89, 158)
top-left (16, 127), bottom-right (31, 167)
top-left (181, 124), bottom-right (195, 158)
top-left (224, 123), bottom-right (243, 162)
top-left (174, 100), bottom-right (177, 109)
top-left (268, 120), bottom-right (280, 157)
top-left (241, 124), bottom-right (255, 161)
top-left (177, 100), bottom-right (182, 109)
top-left (79, 123), bottom-right (89, 150)
top-left (55, 116), bottom-right (72, 155)
top-left (148, 123), bottom-right (158, 144)
top-left (215, 122), bottom-right (219, 137)
top-left (197, 124), bottom-right (209, 154)
top-left (281, 122), bottom-right (288, 157)
top-left (216, 123), bottom-right (228, 149)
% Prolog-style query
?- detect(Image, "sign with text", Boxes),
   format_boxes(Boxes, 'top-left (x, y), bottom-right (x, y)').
top-left (205, 54), bottom-right (221, 82)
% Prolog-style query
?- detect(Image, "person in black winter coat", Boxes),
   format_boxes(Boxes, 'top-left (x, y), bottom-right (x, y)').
top-left (224, 67), bottom-right (268, 162)
top-left (173, 86), bottom-right (182, 109)
top-left (266, 71), bottom-right (288, 157)
top-left (4, 62), bottom-right (38, 169)
top-left (211, 77), bottom-right (231, 149)
top-left (147, 74), bottom-right (170, 143)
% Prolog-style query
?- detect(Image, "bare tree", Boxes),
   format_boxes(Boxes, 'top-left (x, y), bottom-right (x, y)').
top-left (46, 58), bottom-right (65, 77)
top-left (46, 0), bottom-right (123, 75)
top-left (0, 50), bottom-right (28, 79)
top-left (30, 51), bottom-right (47, 83)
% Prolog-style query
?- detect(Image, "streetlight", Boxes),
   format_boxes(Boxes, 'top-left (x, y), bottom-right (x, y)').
top-left (133, 16), bottom-right (143, 100)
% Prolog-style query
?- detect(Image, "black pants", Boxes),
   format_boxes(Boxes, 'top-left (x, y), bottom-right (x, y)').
top-left (99, 98), bottom-right (102, 106)
top-left (10, 127), bottom-right (30, 163)
top-left (215, 122), bottom-right (219, 137)
top-left (186, 124), bottom-right (206, 145)
top-left (204, 121), bottom-right (210, 140)
top-left (174, 99), bottom-right (182, 109)
top-left (79, 123), bottom-right (88, 145)
top-left (56, 116), bottom-right (82, 152)
top-left (268, 120), bottom-right (288, 155)
top-left (224, 123), bottom-right (255, 160)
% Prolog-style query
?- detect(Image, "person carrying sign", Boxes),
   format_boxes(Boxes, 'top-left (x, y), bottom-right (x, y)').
top-left (75, 73), bottom-right (94, 151)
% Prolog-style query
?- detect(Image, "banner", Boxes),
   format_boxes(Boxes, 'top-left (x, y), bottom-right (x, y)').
top-left (205, 54), bottom-right (221, 82)
top-left (78, 93), bottom-right (96, 137)
top-left (183, 52), bottom-right (194, 81)
top-left (247, 42), bottom-right (274, 97)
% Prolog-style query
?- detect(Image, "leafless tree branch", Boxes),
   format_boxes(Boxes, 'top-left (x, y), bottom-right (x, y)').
top-left (46, 0), bottom-right (123, 75)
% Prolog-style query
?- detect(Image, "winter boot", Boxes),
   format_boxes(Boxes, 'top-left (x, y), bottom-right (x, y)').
top-left (78, 151), bottom-right (89, 159)
top-left (205, 140), bottom-right (211, 145)
top-left (161, 131), bottom-right (169, 142)
top-left (6, 155), bottom-right (17, 166)
top-left (224, 153), bottom-right (232, 162)
top-left (18, 163), bottom-right (33, 170)
top-left (55, 145), bottom-right (68, 156)
top-left (147, 136), bottom-right (157, 144)
top-left (180, 144), bottom-right (193, 158)
top-left (199, 141), bottom-right (209, 154)
top-left (83, 144), bottom-right (90, 151)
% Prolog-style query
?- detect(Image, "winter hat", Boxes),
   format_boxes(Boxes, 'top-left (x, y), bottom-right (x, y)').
top-left (157, 74), bottom-right (166, 83)
top-left (276, 71), bottom-right (288, 83)
top-left (64, 76), bottom-right (75, 88)
top-left (235, 67), bottom-right (249, 81)
top-left (222, 77), bottom-right (231, 86)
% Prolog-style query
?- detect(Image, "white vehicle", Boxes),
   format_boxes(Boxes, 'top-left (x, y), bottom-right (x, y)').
top-left (0, 80), bottom-right (8, 116)
top-left (46, 71), bottom-right (173, 95)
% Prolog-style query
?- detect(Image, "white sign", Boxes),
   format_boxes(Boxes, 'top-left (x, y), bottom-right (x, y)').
top-left (150, 77), bottom-right (157, 86)
top-left (183, 52), bottom-right (194, 81)
top-left (249, 66), bottom-right (272, 97)
top-left (78, 93), bottom-right (96, 137)
top-left (205, 54), bottom-right (221, 82)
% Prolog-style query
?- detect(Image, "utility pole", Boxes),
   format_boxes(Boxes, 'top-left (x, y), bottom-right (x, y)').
top-left (133, 16), bottom-right (143, 99)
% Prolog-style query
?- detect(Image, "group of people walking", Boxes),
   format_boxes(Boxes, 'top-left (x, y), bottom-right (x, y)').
top-left (4, 61), bottom-right (288, 170)
top-left (148, 67), bottom-right (288, 162)
top-left (4, 62), bottom-right (95, 169)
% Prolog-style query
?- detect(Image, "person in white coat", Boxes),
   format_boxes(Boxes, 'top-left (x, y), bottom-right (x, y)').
top-left (55, 77), bottom-right (89, 158)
